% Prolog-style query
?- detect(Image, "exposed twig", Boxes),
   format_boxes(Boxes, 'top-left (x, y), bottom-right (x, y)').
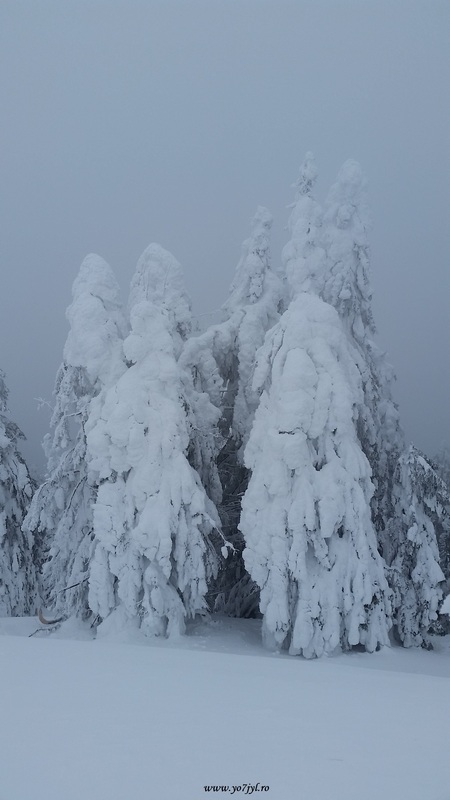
top-left (58, 577), bottom-right (89, 595)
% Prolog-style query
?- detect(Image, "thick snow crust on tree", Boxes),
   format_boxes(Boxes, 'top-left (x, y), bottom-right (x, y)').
top-left (23, 255), bottom-right (127, 618)
top-left (129, 244), bottom-right (223, 509)
top-left (0, 371), bottom-right (35, 615)
top-left (322, 160), bottom-right (404, 546)
top-left (87, 245), bottom-right (221, 637)
top-left (282, 152), bottom-right (327, 302)
top-left (387, 446), bottom-right (445, 646)
top-left (322, 160), bottom-right (375, 344)
top-left (65, 253), bottom-right (128, 386)
top-left (240, 293), bottom-right (392, 657)
top-left (128, 243), bottom-right (192, 342)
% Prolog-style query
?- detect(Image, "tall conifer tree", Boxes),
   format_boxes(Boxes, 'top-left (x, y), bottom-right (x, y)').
top-left (240, 155), bottom-right (392, 656)
top-left (0, 370), bottom-right (36, 615)
top-left (23, 254), bottom-right (126, 619)
top-left (322, 160), bottom-right (404, 542)
top-left (322, 161), bottom-right (446, 646)
top-left (387, 446), bottom-right (445, 646)
top-left (185, 209), bottom-right (282, 616)
top-left (87, 244), bottom-right (222, 636)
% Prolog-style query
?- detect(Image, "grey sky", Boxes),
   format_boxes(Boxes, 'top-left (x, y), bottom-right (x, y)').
top-left (1, 0), bottom-right (449, 476)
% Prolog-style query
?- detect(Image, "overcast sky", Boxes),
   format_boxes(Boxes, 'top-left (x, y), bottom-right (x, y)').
top-left (0, 0), bottom-right (449, 476)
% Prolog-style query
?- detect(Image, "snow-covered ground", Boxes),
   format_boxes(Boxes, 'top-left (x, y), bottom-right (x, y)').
top-left (1, 615), bottom-right (449, 800)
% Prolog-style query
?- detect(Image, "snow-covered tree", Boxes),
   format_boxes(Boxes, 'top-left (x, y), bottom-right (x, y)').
top-left (282, 151), bottom-right (327, 302)
top-left (183, 208), bottom-right (283, 616)
top-left (322, 160), bottom-right (374, 343)
top-left (187, 206), bottom-right (282, 457)
top-left (387, 446), bottom-right (445, 647)
top-left (322, 160), bottom-right (404, 548)
top-left (23, 254), bottom-right (127, 619)
top-left (319, 159), bottom-right (450, 648)
top-left (86, 244), bottom-right (222, 636)
top-left (240, 294), bottom-right (392, 656)
top-left (128, 242), bottom-right (224, 513)
top-left (433, 444), bottom-right (450, 490)
top-left (0, 370), bottom-right (35, 615)
top-left (430, 446), bottom-right (450, 589)
top-left (221, 206), bottom-right (283, 452)
top-left (239, 155), bottom-right (392, 656)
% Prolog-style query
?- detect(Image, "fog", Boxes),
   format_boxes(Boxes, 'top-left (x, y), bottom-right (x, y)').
top-left (0, 0), bottom-right (449, 476)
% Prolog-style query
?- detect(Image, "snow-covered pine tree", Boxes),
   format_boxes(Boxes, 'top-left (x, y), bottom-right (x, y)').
top-left (240, 295), bottom-right (392, 657)
top-left (282, 151), bottom-right (326, 301)
top-left (322, 159), bottom-right (404, 551)
top-left (321, 160), bottom-right (448, 647)
top-left (0, 370), bottom-right (36, 615)
top-left (433, 445), bottom-right (450, 490)
top-left (183, 208), bottom-right (283, 617)
top-left (387, 445), bottom-right (446, 646)
top-left (86, 244), bottom-right (222, 637)
top-left (23, 254), bottom-right (127, 620)
top-left (221, 207), bottom-right (283, 453)
top-left (430, 447), bottom-right (450, 591)
top-left (239, 154), bottom-right (392, 656)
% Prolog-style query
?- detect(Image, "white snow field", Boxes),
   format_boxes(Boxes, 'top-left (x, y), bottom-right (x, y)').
top-left (1, 615), bottom-right (449, 800)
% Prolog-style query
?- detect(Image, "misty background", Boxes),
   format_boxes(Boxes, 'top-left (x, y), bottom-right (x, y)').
top-left (0, 0), bottom-right (449, 477)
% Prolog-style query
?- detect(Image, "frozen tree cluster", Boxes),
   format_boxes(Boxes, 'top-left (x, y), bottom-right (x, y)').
top-left (2, 154), bottom-right (450, 657)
